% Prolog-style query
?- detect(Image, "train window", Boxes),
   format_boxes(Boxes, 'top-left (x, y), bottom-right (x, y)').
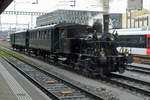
top-left (47, 30), bottom-right (49, 40)
top-left (35, 32), bottom-right (37, 40)
top-left (38, 32), bottom-right (40, 40)
top-left (41, 31), bottom-right (43, 40)
top-left (119, 35), bottom-right (146, 48)
top-left (142, 27), bottom-right (147, 31)
top-left (44, 31), bottom-right (47, 40)
top-left (147, 38), bottom-right (150, 48)
top-left (42, 31), bottom-right (44, 40)
top-left (39, 31), bottom-right (41, 40)
top-left (43, 31), bottom-right (45, 40)
top-left (40, 31), bottom-right (42, 40)
top-left (148, 26), bottom-right (150, 30)
top-left (43, 31), bottom-right (44, 40)
top-left (42, 32), bottom-right (44, 40)
top-left (37, 31), bottom-right (39, 40)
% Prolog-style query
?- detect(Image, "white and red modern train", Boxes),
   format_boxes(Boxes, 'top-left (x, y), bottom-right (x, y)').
top-left (111, 27), bottom-right (150, 55)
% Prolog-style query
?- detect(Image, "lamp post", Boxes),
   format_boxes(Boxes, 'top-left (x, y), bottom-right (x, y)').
top-left (13, 0), bottom-right (38, 31)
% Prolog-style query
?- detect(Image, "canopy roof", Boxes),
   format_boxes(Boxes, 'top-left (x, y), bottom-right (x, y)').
top-left (0, 0), bottom-right (13, 14)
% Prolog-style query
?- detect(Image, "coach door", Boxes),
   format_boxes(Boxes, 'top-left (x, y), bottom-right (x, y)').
top-left (146, 34), bottom-right (150, 55)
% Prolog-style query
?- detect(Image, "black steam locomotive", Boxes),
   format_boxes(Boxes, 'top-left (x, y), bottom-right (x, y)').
top-left (10, 23), bottom-right (132, 76)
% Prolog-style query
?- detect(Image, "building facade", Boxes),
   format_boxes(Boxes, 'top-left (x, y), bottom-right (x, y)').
top-left (36, 9), bottom-right (102, 27)
top-left (122, 9), bottom-right (150, 28)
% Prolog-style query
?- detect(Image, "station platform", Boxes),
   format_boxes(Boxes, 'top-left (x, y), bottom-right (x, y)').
top-left (0, 57), bottom-right (51, 100)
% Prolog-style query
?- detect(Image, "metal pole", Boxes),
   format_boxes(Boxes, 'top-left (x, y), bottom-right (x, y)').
top-left (14, 0), bottom-right (17, 32)
top-left (13, 0), bottom-right (39, 31)
top-left (126, 9), bottom-right (128, 28)
top-left (31, 15), bottom-right (33, 28)
top-left (103, 15), bottom-right (109, 33)
top-left (130, 9), bottom-right (132, 28)
top-left (102, 0), bottom-right (109, 33)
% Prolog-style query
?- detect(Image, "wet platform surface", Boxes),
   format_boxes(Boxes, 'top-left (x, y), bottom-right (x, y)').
top-left (0, 57), bottom-right (51, 100)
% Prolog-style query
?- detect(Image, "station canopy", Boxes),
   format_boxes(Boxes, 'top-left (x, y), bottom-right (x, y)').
top-left (0, 0), bottom-right (13, 14)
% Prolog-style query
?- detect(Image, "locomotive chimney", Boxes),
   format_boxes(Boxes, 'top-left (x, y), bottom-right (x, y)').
top-left (103, 14), bottom-right (109, 33)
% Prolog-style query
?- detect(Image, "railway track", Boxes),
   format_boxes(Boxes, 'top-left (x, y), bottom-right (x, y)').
top-left (0, 48), bottom-right (109, 100)
top-left (127, 65), bottom-right (150, 75)
top-left (1, 45), bottom-right (150, 98)
top-left (101, 73), bottom-right (150, 97)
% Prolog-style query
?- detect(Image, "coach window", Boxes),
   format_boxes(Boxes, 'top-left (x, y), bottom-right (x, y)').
top-left (43, 31), bottom-right (45, 40)
top-left (36, 31), bottom-right (39, 40)
top-left (39, 31), bottom-right (41, 40)
top-left (41, 31), bottom-right (42, 40)
top-left (40, 31), bottom-right (43, 40)
top-left (147, 38), bottom-right (150, 48)
top-left (46, 30), bottom-right (49, 40)
top-left (38, 31), bottom-right (40, 40)
top-left (47, 30), bottom-right (49, 40)
top-left (35, 32), bottom-right (37, 40)
top-left (139, 35), bottom-right (145, 48)
top-left (40, 31), bottom-right (41, 40)
top-left (45, 31), bottom-right (47, 40)
top-left (41, 31), bottom-right (43, 40)
top-left (42, 31), bottom-right (44, 40)
top-left (47, 30), bottom-right (50, 40)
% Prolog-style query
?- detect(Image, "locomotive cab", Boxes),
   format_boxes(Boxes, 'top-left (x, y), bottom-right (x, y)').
top-left (56, 24), bottom-right (89, 54)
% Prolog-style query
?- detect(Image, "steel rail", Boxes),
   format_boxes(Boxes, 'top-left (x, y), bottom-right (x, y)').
top-left (102, 73), bottom-right (150, 96)
top-left (0, 49), bottom-right (104, 100)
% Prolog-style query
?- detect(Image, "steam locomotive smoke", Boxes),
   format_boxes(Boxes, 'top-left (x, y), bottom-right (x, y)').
top-left (88, 0), bottom-right (111, 26)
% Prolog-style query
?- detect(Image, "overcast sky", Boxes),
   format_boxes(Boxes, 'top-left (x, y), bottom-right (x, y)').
top-left (1, 0), bottom-right (150, 30)
top-left (5, 0), bottom-right (150, 13)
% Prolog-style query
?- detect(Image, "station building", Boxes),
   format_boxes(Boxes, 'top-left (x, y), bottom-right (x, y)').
top-left (122, 9), bottom-right (150, 28)
top-left (36, 8), bottom-right (123, 29)
top-left (36, 9), bottom-right (103, 27)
